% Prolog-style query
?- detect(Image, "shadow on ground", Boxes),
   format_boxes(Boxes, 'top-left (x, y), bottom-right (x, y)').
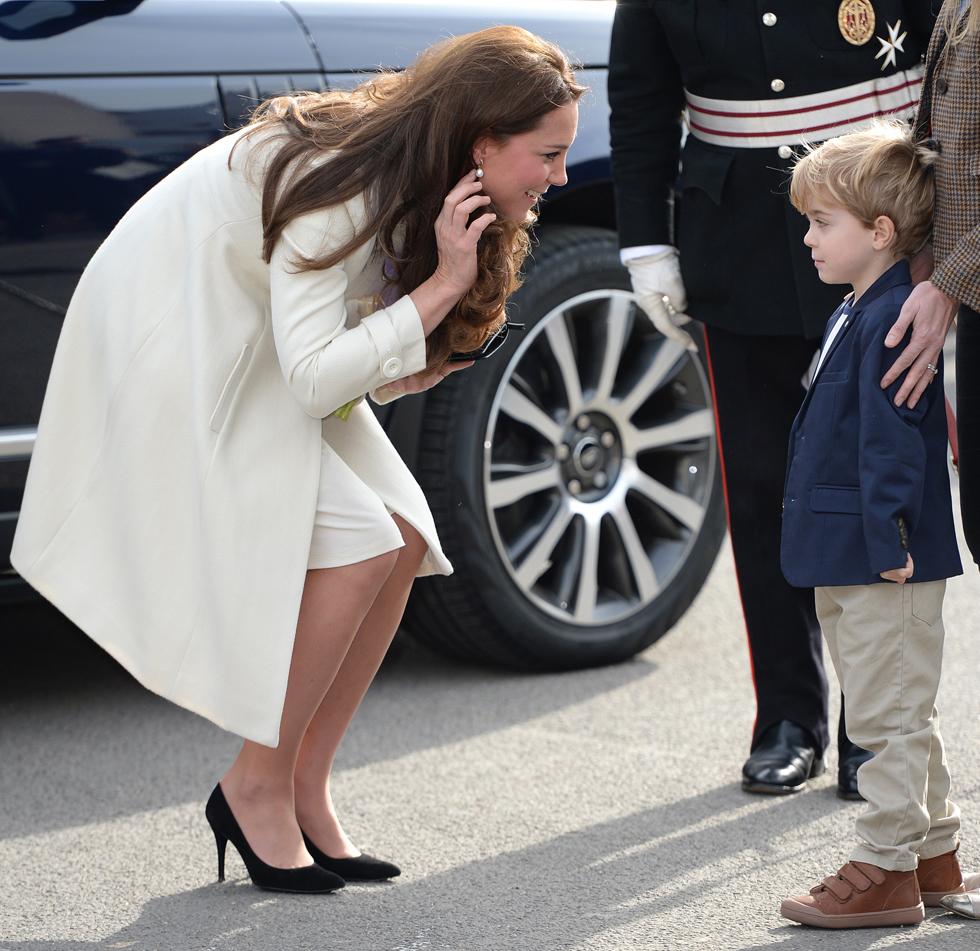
top-left (3, 779), bottom-right (974, 951)
top-left (0, 602), bottom-right (656, 838)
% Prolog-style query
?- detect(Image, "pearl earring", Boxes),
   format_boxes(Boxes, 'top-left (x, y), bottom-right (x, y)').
top-left (475, 164), bottom-right (484, 179)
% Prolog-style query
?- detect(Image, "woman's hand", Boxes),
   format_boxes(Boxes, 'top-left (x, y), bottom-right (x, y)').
top-left (408, 172), bottom-right (496, 336)
top-left (880, 553), bottom-right (914, 584)
top-left (374, 359), bottom-right (475, 398)
top-left (432, 171), bottom-right (496, 297)
top-left (881, 280), bottom-right (957, 409)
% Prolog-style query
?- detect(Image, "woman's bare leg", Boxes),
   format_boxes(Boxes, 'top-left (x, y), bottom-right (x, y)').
top-left (293, 515), bottom-right (427, 857)
top-left (219, 548), bottom-right (399, 869)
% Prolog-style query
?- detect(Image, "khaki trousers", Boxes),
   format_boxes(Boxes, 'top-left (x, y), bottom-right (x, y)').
top-left (815, 581), bottom-right (960, 871)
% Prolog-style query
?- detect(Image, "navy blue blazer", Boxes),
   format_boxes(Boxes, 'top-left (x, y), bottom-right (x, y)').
top-left (781, 260), bottom-right (962, 588)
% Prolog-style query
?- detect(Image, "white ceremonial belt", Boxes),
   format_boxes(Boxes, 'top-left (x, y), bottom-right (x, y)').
top-left (684, 65), bottom-right (924, 149)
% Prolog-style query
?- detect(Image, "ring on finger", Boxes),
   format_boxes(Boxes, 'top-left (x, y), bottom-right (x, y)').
top-left (927, 362), bottom-right (939, 375)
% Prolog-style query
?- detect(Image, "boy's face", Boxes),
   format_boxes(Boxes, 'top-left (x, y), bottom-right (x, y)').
top-left (802, 195), bottom-right (880, 288)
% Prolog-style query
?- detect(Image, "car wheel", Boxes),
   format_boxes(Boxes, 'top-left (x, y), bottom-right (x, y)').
top-left (403, 225), bottom-right (726, 669)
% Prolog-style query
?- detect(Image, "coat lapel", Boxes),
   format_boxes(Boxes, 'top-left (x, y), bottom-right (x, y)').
top-left (814, 310), bottom-right (856, 378)
top-left (796, 261), bottom-right (911, 420)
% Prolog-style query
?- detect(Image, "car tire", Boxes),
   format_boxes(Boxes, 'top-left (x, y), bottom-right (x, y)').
top-left (403, 225), bottom-right (726, 669)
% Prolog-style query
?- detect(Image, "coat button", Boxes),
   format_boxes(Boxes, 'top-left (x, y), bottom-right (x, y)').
top-left (762, 12), bottom-right (777, 26)
top-left (777, 145), bottom-right (793, 159)
top-left (770, 78), bottom-right (785, 93)
top-left (382, 357), bottom-right (402, 378)
top-left (938, 77), bottom-right (949, 95)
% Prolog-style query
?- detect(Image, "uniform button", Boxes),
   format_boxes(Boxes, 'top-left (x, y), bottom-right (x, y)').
top-left (762, 12), bottom-right (777, 26)
top-left (777, 145), bottom-right (793, 159)
top-left (770, 78), bottom-right (785, 93)
top-left (382, 357), bottom-right (402, 378)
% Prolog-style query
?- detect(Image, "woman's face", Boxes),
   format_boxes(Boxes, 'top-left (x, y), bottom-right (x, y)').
top-left (474, 101), bottom-right (579, 223)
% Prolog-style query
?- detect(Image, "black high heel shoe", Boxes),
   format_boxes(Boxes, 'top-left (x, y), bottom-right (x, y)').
top-left (301, 831), bottom-right (401, 881)
top-left (205, 785), bottom-right (345, 893)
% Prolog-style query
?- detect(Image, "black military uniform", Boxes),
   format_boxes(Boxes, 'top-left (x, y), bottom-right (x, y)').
top-left (610, 0), bottom-right (935, 792)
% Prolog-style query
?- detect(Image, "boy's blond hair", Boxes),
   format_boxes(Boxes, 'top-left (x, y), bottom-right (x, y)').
top-left (789, 119), bottom-right (936, 258)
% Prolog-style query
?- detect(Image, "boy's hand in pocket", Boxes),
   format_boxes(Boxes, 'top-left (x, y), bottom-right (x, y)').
top-left (880, 553), bottom-right (914, 584)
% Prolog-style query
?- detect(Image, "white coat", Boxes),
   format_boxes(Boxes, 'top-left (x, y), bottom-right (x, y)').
top-left (11, 127), bottom-right (452, 748)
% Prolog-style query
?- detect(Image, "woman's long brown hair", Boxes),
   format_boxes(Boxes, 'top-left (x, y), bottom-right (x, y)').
top-left (232, 25), bottom-right (585, 368)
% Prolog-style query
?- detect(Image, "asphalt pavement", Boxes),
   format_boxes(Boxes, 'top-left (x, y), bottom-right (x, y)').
top-left (1, 487), bottom-right (978, 951)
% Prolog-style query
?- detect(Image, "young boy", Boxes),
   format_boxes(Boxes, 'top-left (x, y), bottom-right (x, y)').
top-left (778, 120), bottom-right (966, 929)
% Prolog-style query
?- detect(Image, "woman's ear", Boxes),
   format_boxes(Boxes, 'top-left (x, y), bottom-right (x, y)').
top-left (872, 214), bottom-right (897, 251)
top-left (471, 135), bottom-right (490, 168)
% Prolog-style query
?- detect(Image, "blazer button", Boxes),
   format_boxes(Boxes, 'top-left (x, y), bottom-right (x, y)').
top-left (382, 357), bottom-right (402, 378)
top-left (938, 77), bottom-right (949, 95)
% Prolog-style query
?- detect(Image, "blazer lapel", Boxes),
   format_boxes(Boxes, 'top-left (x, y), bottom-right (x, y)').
top-left (797, 311), bottom-right (856, 418)
top-left (797, 261), bottom-right (911, 419)
top-left (815, 311), bottom-right (856, 377)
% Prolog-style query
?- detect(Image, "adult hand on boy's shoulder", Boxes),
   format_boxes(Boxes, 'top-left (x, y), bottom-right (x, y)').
top-left (881, 281), bottom-right (957, 409)
top-left (880, 553), bottom-right (914, 584)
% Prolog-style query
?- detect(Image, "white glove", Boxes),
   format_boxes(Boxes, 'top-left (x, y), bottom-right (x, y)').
top-left (625, 247), bottom-right (697, 352)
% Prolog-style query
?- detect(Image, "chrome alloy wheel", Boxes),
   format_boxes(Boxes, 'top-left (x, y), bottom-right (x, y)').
top-left (482, 290), bottom-right (717, 628)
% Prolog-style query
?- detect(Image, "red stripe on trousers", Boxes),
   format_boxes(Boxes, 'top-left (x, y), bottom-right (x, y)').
top-left (702, 326), bottom-right (759, 738)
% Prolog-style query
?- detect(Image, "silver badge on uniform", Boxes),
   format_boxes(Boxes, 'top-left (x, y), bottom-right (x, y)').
top-left (875, 20), bottom-right (908, 70)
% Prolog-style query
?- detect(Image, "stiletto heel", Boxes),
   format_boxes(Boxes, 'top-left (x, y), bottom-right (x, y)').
top-left (204, 785), bottom-right (345, 893)
top-left (213, 827), bottom-right (228, 882)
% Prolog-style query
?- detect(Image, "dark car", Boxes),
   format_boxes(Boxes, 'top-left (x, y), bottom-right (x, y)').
top-left (0, 0), bottom-right (724, 668)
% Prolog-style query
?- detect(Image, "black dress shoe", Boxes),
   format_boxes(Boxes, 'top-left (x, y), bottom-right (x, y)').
top-left (741, 720), bottom-right (825, 795)
top-left (302, 832), bottom-right (401, 881)
top-left (837, 740), bottom-right (873, 801)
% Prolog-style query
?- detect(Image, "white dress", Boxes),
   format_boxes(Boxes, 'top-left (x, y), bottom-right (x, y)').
top-left (309, 406), bottom-right (442, 571)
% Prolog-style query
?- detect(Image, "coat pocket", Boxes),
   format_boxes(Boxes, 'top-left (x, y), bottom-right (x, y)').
top-left (809, 484), bottom-right (862, 514)
top-left (911, 582), bottom-right (944, 625)
top-left (676, 139), bottom-right (735, 304)
top-left (209, 343), bottom-right (253, 433)
top-left (678, 140), bottom-right (734, 205)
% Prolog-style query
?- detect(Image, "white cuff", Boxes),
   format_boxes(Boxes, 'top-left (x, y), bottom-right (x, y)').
top-left (620, 244), bottom-right (674, 265)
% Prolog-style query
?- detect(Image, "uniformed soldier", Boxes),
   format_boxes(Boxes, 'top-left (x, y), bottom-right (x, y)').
top-left (609, 0), bottom-right (937, 797)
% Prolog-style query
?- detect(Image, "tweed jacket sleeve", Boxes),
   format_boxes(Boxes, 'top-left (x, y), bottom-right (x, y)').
top-left (932, 224), bottom-right (980, 307)
top-left (915, 3), bottom-right (980, 309)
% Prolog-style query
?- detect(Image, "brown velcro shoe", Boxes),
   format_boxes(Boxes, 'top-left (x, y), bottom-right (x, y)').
top-left (917, 847), bottom-right (966, 907)
top-left (780, 860), bottom-right (924, 929)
